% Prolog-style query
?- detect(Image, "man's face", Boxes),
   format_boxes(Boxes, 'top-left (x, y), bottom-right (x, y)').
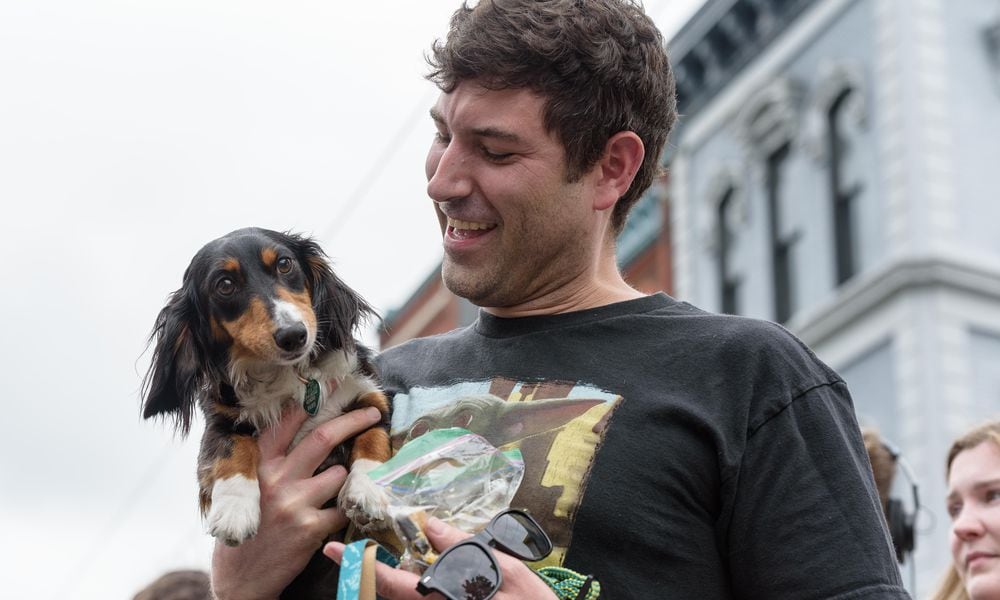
top-left (424, 82), bottom-right (601, 312)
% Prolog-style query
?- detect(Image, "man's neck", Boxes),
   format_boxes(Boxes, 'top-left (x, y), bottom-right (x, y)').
top-left (481, 264), bottom-right (645, 319)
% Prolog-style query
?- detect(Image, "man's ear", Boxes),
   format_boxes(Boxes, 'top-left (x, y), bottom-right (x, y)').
top-left (593, 131), bottom-right (645, 212)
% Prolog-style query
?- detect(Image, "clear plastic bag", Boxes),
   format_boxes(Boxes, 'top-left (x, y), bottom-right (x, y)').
top-left (366, 427), bottom-right (524, 571)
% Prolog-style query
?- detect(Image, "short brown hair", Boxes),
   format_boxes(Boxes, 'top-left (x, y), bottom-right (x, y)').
top-left (427, 0), bottom-right (677, 235)
top-left (132, 570), bottom-right (211, 600)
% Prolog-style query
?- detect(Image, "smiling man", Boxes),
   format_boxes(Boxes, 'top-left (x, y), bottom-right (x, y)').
top-left (426, 83), bottom-right (644, 316)
top-left (211, 1), bottom-right (910, 598)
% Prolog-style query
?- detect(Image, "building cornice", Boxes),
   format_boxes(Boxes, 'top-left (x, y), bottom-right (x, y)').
top-left (791, 254), bottom-right (1000, 348)
top-left (668, 0), bottom-right (821, 123)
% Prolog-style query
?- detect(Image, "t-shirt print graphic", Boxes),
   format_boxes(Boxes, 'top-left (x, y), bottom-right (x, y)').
top-left (389, 377), bottom-right (622, 567)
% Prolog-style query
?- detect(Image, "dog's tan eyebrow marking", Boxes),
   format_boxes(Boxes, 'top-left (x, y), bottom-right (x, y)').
top-left (261, 247), bottom-right (278, 268)
top-left (222, 258), bottom-right (241, 272)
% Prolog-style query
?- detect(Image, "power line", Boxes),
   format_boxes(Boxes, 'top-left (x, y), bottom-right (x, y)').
top-left (317, 86), bottom-right (439, 243)
top-left (53, 443), bottom-right (178, 599)
top-left (56, 86), bottom-right (439, 599)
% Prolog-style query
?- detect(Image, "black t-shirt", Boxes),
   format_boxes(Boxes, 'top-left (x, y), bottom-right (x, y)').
top-left (373, 293), bottom-right (909, 599)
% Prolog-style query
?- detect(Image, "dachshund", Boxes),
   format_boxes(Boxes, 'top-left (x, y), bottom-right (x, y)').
top-left (141, 227), bottom-right (391, 546)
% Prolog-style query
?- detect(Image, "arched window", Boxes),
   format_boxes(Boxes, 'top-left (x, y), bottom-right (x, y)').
top-left (738, 78), bottom-right (802, 323)
top-left (716, 187), bottom-right (739, 314)
top-left (804, 62), bottom-right (869, 288)
top-left (703, 166), bottom-right (745, 316)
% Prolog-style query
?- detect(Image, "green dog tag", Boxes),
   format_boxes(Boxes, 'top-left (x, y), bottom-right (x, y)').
top-left (303, 379), bottom-right (321, 416)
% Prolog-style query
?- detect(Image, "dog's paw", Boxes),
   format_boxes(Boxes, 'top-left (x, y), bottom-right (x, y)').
top-left (339, 459), bottom-right (391, 532)
top-left (207, 475), bottom-right (261, 546)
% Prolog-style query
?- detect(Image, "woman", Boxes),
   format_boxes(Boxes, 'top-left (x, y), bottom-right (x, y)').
top-left (932, 420), bottom-right (1000, 600)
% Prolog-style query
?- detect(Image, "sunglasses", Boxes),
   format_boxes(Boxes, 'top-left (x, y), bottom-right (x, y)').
top-left (415, 508), bottom-right (553, 600)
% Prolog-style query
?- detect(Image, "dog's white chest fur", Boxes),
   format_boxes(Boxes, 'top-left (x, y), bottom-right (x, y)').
top-left (205, 348), bottom-right (388, 544)
top-left (234, 349), bottom-right (377, 435)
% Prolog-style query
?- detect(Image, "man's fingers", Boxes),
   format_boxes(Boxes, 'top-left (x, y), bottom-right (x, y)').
top-left (258, 404), bottom-right (309, 458)
top-left (322, 540), bottom-right (346, 563)
top-left (303, 464), bottom-right (350, 509)
top-left (316, 505), bottom-right (350, 540)
top-left (286, 407), bottom-right (383, 478)
top-left (322, 542), bottom-right (425, 600)
top-left (423, 517), bottom-right (473, 551)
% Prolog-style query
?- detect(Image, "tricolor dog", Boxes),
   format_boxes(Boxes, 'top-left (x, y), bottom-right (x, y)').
top-left (141, 227), bottom-right (391, 545)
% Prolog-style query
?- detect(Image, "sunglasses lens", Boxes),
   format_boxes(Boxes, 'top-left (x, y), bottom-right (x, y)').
top-left (490, 512), bottom-right (552, 560)
top-left (428, 544), bottom-right (500, 600)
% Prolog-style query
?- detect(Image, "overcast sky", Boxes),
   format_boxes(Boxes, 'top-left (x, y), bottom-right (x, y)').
top-left (0, 0), bottom-right (704, 597)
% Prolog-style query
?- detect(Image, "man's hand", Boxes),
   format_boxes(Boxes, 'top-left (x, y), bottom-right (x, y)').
top-left (211, 405), bottom-right (384, 600)
top-left (323, 516), bottom-right (558, 600)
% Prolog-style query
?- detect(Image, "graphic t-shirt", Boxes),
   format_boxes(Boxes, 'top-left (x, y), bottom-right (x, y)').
top-left (373, 293), bottom-right (910, 599)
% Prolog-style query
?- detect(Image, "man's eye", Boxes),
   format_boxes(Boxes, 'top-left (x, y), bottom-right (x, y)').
top-left (987, 490), bottom-right (1000, 503)
top-left (434, 131), bottom-right (451, 145)
top-left (276, 257), bottom-right (294, 274)
top-left (216, 277), bottom-right (236, 296)
top-left (482, 147), bottom-right (513, 162)
top-left (947, 502), bottom-right (962, 519)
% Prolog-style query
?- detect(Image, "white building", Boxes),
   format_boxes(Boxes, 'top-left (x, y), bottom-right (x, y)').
top-left (667, 0), bottom-right (1000, 593)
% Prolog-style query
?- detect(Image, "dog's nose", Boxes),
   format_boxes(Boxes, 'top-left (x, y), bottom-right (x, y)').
top-left (274, 324), bottom-right (308, 353)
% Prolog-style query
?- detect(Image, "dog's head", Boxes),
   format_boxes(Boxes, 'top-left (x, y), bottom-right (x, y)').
top-left (141, 227), bottom-right (374, 434)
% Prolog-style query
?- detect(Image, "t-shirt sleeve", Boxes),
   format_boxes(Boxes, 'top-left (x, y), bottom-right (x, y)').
top-left (723, 381), bottom-right (910, 599)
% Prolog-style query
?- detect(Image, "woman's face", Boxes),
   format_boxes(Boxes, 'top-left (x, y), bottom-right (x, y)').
top-left (948, 441), bottom-right (1000, 599)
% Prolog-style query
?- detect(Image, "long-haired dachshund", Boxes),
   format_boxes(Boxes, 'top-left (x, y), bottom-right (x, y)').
top-left (141, 227), bottom-right (391, 545)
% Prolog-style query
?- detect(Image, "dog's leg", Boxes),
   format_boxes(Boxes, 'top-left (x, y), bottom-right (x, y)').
top-left (339, 390), bottom-right (393, 531)
top-left (199, 431), bottom-right (261, 546)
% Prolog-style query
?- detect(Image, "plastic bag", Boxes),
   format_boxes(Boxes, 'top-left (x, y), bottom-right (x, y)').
top-left (366, 427), bottom-right (524, 571)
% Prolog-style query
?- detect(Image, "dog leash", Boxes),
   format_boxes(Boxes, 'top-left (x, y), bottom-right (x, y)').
top-left (336, 538), bottom-right (399, 600)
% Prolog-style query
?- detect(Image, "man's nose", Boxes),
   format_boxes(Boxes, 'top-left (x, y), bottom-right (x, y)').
top-left (426, 142), bottom-right (472, 203)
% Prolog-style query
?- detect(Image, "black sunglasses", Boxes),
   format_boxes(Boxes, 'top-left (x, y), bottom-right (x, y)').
top-left (415, 508), bottom-right (553, 600)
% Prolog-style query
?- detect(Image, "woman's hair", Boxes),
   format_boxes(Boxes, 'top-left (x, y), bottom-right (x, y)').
top-left (932, 566), bottom-right (968, 600)
top-left (945, 421), bottom-right (1000, 478)
top-left (929, 420), bottom-right (1000, 600)
top-left (427, 0), bottom-right (677, 236)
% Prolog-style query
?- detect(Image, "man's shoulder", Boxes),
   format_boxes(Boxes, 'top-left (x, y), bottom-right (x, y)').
top-left (646, 302), bottom-right (816, 356)
top-left (651, 307), bottom-right (844, 395)
top-left (375, 324), bottom-right (473, 364)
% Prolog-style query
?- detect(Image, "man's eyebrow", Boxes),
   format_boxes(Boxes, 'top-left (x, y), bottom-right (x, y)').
top-left (428, 108), bottom-right (523, 143)
top-left (470, 126), bottom-right (523, 144)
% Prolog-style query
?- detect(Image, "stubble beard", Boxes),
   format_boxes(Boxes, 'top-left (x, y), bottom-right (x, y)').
top-left (440, 229), bottom-right (590, 310)
top-left (440, 254), bottom-right (506, 307)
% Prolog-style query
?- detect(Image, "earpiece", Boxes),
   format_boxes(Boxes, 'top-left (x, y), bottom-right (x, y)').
top-left (880, 439), bottom-right (919, 564)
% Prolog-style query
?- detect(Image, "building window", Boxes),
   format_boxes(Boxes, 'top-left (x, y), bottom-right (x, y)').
top-left (767, 144), bottom-right (795, 324)
top-left (737, 77), bottom-right (802, 323)
top-left (716, 188), bottom-right (739, 314)
top-left (827, 88), bottom-right (862, 284)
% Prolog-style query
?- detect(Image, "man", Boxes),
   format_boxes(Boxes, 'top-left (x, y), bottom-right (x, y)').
top-left (213, 1), bottom-right (910, 598)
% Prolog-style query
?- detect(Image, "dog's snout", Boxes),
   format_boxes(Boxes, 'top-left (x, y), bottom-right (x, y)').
top-left (274, 324), bottom-right (308, 353)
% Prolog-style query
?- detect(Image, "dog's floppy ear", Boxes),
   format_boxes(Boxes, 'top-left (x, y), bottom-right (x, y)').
top-left (291, 233), bottom-right (376, 351)
top-left (141, 279), bottom-right (204, 436)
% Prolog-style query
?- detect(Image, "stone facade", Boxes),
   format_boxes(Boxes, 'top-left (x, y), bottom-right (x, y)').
top-left (668, 0), bottom-right (1000, 592)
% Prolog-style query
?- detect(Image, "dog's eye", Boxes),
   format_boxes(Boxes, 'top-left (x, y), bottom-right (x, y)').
top-left (276, 257), bottom-right (294, 274)
top-left (216, 277), bottom-right (236, 296)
